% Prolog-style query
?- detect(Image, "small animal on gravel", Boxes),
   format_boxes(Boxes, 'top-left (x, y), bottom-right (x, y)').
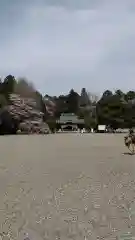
top-left (124, 129), bottom-right (135, 154)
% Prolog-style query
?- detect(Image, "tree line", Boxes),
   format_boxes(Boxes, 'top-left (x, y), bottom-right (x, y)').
top-left (47, 88), bottom-right (135, 131)
top-left (0, 75), bottom-right (47, 134)
top-left (0, 75), bottom-right (46, 115)
top-left (1, 75), bottom-right (135, 132)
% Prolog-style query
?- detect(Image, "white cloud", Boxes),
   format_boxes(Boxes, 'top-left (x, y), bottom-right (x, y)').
top-left (0, 0), bottom-right (135, 95)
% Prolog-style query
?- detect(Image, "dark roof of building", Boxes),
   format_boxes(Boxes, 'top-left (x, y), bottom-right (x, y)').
top-left (57, 113), bottom-right (84, 124)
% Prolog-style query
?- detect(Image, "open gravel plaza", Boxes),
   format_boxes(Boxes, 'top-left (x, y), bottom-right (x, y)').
top-left (1, 133), bottom-right (135, 240)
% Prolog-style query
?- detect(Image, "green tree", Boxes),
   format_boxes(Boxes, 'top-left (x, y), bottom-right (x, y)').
top-left (67, 89), bottom-right (80, 113)
top-left (0, 78), bottom-right (3, 93)
top-left (14, 78), bottom-right (35, 98)
top-left (102, 90), bottom-right (113, 99)
top-left (35, 91), bottom-right (47, 120)
top-left (80, 88), bottom-right (90, 106)
top-left (52, 95), bottom-right (68, 117)
top-left (125, 91), bottom-right (135, 101)
top-left (46, 118), bottom-right (56, 133)
top-left (2, 75), bottom-right (16, 99)
top-left (0, 94), bottom-right (7, 108)
top-left (15, 78), bottom-right (47, 117)
top-left (97, 92), bottom-right (125, 128)
top-left (115, 89), bottom-right (125, 98)
top-left (84, 115), bottom-right (97, 130)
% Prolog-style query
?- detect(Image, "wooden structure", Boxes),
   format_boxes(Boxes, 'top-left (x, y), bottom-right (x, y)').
top-left (57, 113), bottom-right (85, 131)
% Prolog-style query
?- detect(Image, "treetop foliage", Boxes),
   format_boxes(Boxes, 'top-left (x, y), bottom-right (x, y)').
top-left (0, 74), bottom-right (135, 129)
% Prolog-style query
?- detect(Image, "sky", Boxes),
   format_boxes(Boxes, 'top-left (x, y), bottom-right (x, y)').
top-left (0, 0), bottom-right (135, 96)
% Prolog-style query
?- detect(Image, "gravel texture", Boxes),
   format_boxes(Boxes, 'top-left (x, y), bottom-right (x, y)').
top-left (0, 133), bottom-right (135, 240)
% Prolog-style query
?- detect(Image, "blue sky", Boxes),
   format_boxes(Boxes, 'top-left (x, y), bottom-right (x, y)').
top-left (0, 0), bottom-right (135, 95)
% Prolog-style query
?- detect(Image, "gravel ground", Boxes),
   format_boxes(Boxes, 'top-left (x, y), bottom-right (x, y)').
top-left (0, 133), bottom-right (135, 240)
